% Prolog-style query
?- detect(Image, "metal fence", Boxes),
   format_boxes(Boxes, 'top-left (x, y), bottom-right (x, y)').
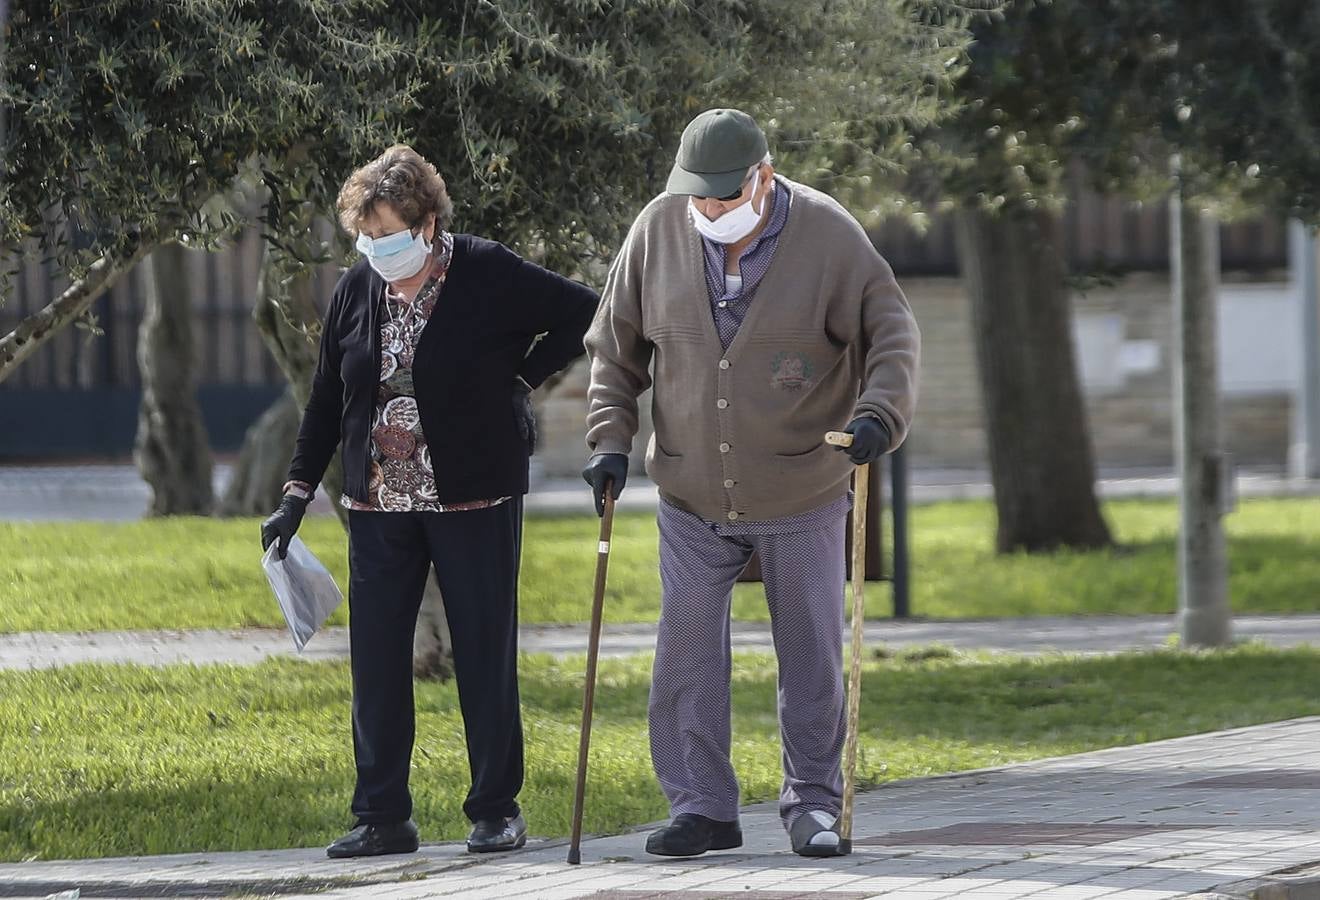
top-left (0, 229), bottom-right (340, 457)
top-left (872, 174), bottom-right (1288, 276)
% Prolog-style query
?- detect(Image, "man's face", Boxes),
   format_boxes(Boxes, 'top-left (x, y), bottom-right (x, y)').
top-left (691, 164), bottom-right (774, 221)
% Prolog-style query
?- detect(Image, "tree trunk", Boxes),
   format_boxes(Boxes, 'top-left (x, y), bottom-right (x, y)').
top-left (1170, 179), bottom-right (1231, 647)
top-left (0, 0), bottom-right (7, 169)
top-left (133, 243), bottom-right (215, 515)
top-left (953, 204), bottom-right (1113, 554)
top-left (217, 389), bottom-right (301, 516)
top-left (0, 240), bottom-right (154, 384)
top-left (250, 248), bottom-right (349, 520)
top-left (249, 243), bottom-right (454, 679)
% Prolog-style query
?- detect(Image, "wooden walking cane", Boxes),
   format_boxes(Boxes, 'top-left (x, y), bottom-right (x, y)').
top-left (824, 430), bottom-right (868, 855)
top-left (567, 484), bottom-right (616, 865)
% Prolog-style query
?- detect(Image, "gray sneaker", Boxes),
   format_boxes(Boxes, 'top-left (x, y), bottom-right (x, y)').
top-left (789, 810), bottom-right (846, 857)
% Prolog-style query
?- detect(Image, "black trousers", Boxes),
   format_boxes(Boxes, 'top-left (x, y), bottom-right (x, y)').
top-left (346, 499), bottom-right (524, 825)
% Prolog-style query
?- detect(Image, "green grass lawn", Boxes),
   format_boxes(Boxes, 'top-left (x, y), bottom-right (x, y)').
top-left (2, 645), bottom-right (1319, 862)
top-left (1, 498), bottom-right (1318, 633)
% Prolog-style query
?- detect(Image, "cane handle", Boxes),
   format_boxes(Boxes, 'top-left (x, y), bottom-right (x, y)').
top-left (825, 431), bottom-right (854, 448)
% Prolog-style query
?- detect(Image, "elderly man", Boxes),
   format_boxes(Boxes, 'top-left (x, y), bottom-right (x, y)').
top-left (582, 108), bottom-right (920, 858)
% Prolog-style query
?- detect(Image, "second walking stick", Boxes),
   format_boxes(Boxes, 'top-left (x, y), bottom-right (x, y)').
top-left (567, 486), bottom-right (616, 865)
top-left (824, 430), bottom-right (869, 855)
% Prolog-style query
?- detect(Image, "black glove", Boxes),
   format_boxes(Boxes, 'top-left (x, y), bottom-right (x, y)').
top-left (581, 453), bottom-right (629, 517)
top-left (261, 493), bottom-right (310, 560)
top-left (513, 377), bottom-right (537, 454)
top-left (836, 415), bottom-right (890, 465)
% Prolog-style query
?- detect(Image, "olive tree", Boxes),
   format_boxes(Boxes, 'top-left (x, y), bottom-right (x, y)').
top-left (3, 0), bottom-right (981, 671)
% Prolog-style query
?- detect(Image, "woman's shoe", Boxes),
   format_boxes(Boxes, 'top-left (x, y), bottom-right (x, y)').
top-left (326, 820), bottom-right (420, 859)
top-left (466, 813), bottom-right (528, 853)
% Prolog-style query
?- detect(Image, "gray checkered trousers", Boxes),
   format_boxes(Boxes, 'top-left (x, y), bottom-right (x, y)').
top-left (649, 497), bottom-right (848, 830)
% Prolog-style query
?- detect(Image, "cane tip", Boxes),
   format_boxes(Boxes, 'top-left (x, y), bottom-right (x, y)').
top-left (567, 848), bottom-right (581, 865)
top-left (838, 838), bottom-right (852, 856)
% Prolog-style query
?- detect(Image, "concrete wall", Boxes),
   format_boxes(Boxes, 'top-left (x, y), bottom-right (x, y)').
top-left (533, 272), bottom-right (1297, 478)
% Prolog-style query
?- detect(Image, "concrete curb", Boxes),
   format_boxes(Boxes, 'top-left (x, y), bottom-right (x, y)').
top-left (1198, 864), bottom-right (1320, 899)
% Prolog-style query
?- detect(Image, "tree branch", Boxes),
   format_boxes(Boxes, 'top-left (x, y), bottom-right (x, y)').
top-left (0, 239), bottom-right (155, 385)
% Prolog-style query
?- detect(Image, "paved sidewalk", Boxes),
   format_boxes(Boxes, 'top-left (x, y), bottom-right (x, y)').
top-left (3, 464), bottom-right (1319, 521)
top-left (4, 613), bottom-right (1320, 671)
top-left (4, 718), bottom-right (1320, 899)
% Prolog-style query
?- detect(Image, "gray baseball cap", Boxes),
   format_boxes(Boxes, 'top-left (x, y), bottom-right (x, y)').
top-left (666, 108), bottom-right (768, 198)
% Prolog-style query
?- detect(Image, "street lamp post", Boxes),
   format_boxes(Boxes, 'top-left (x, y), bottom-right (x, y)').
top-left (1289, 220), bottom-right (1320, 480)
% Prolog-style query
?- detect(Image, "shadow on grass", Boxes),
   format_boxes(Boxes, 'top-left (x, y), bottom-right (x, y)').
top-left (3, 647), bottom-right (1319, 862)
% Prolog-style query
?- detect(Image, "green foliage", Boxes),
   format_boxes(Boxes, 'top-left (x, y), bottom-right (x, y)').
top-left (1142, 0), bottom-right (1320, 219)
top-left (2, 0), bottom-right (980, 294)
top-left (890, 0), bottom-right (1320, 222)
top-left (2, 497), bottom-right (1318, 632)
top-left (1, 0), bottom-right (419, 278)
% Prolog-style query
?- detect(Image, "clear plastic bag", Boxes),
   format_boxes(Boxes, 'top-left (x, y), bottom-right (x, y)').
top-left (261, 536), bottom-right (344, 651)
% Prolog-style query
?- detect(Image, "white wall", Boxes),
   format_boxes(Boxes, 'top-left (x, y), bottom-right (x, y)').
top-left (1071, 282), bottom-right (1300, 397)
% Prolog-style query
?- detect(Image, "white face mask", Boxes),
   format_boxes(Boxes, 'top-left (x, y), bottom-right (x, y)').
top-left (355, 228), bottom-right (432, 283)
top-left (688, 176), bottom-right (770, 244)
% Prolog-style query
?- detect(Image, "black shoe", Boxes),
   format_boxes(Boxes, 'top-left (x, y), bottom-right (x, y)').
top-left (645, 813), bottom-right (743, 857)
top-left (326, 820), bottom-right (420, 859)
top-left (466, 813), bottom-right (528, 853)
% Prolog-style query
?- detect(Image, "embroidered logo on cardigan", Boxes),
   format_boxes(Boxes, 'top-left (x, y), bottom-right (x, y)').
top-left (770, 351), bottom-right (814, 392)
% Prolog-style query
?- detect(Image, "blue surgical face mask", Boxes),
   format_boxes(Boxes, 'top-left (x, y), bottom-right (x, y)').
top-left (355, 228), bottom-right (432, 282)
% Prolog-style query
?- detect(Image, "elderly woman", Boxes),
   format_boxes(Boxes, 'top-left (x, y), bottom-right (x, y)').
top-left (261, 144), bottom-right (598, 859)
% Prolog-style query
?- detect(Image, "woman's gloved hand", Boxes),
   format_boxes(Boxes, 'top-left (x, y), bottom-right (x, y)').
top-left (261, 493), bottom-right (310, 560)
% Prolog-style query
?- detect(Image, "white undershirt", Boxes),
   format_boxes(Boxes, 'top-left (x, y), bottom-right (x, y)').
top-left (724, 273), bottom-right (743, 296)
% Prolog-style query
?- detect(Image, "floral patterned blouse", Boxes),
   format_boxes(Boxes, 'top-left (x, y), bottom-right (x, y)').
top-left (286, 232), bottom-right (510, 514)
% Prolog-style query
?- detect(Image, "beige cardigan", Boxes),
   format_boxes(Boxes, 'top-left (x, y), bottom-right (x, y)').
top-left (585, 177), bottom-right (920, 523)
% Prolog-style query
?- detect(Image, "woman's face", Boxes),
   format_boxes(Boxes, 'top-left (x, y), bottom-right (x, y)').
top-left (358, 204), bottom-right (436, 243)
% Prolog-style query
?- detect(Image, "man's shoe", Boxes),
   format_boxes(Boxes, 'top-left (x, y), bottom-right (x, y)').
top-left (466, 813), bottom-right (528, 853)
top-left (326, 820), bottom-right (419, 859)
top-left (789, 809), bottom-right (846, 858)
top-left (644, 813), bottom-right (742, 857)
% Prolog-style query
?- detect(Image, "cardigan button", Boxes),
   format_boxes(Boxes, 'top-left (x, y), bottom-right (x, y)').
top-left (724, 479), bottom-right (735, 489)
top-left (719, 359), bottom-right (731, 370)
top-left (716, 399), bottom-right (729, 409)
top-left (719, 442), bottom-right (731, 453)
top-left (727, 511), bottom-right (739, 521)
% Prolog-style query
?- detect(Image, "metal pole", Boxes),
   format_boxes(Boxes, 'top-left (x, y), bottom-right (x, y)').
top-left (890, 443), bottom-right (910, 619)
top-left (1170, 159), bottom-right (1231, 648)
top-left (1288, 220), bottom-right (1320, 479)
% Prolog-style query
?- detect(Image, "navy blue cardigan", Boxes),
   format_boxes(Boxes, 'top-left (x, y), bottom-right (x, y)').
top-left (287, 235), bottom-right (599, 505)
